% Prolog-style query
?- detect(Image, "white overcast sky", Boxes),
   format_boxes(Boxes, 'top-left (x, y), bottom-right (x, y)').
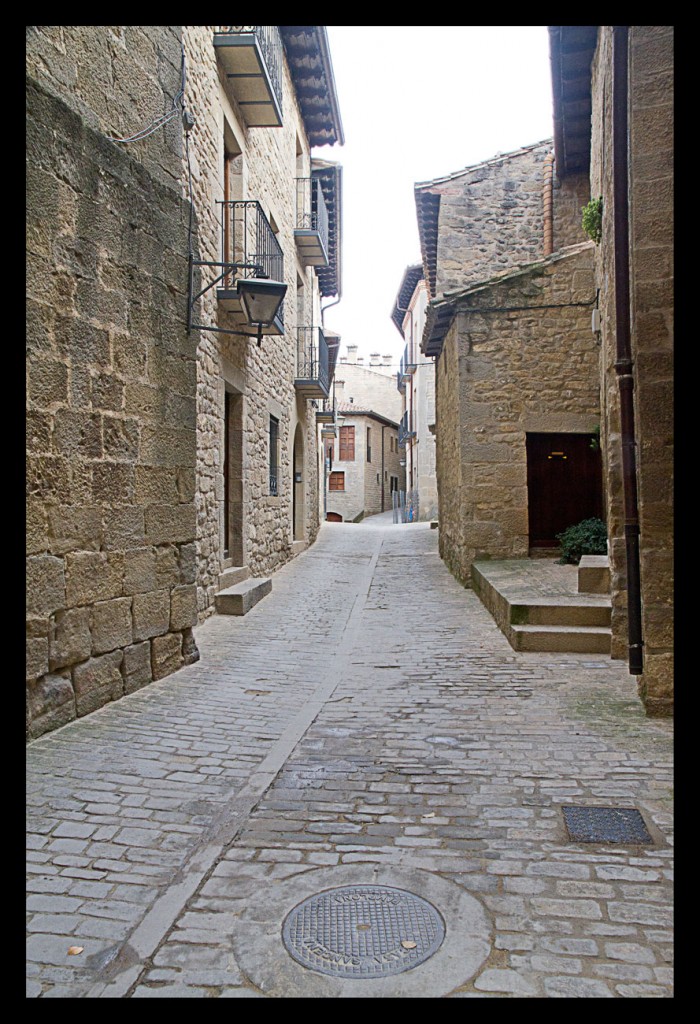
top-left (315, 26), bottom-right (555, 364)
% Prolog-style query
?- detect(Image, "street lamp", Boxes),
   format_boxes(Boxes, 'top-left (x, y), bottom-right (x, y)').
top-left (187, 255), bottom-right (287, 345)
top-left (237, 278), bottom-right (288, 345)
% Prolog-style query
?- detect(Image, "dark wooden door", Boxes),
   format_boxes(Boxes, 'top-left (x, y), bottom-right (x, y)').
top-left (526, 432), bottom-right (603, 547)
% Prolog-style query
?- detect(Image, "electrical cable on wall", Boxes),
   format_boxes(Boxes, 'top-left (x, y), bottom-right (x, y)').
top-left (108, 44), bottom-right (187, 144)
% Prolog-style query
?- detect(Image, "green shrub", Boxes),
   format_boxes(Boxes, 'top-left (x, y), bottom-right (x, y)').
top-left (581, 197), bottom-right (603, 244)
top-left (556, 517), bottom-right (607, 565)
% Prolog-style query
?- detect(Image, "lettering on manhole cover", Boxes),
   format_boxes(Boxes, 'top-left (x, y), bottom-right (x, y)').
top-left (281, 884), bottom-right (446, 978)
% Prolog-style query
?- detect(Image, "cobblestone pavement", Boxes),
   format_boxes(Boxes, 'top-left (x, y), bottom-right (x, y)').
top-left (26, 517), bottom-right (673, 998)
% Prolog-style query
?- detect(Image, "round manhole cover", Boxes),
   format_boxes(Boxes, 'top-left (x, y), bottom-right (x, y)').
top-left (281, 884), bottom-right (446, 978)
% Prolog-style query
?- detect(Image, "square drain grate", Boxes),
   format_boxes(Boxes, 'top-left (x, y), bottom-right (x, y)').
top-left (562, 805), bottom-right (653, 844)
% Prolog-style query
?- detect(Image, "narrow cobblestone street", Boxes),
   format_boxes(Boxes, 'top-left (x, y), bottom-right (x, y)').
top-left (26, 516), bottom-right (673, 998)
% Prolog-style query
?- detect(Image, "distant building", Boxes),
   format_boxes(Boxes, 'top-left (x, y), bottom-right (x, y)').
top-left (391, 265), bottom-right (438, 521)
top-left (322, 350), bottom-right (404, 521)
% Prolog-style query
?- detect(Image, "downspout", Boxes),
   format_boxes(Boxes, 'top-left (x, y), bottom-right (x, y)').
top-left (381, 424), bottom-right (385, 512)
top-left (408, 308), bottom-right (414, 516)
top-left (612, 25), bottom-right (644, 675)
top-left (543, 152), bottom-right (555, 257)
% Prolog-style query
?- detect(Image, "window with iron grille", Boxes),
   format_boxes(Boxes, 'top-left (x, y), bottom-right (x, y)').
top-left (269, 415), bottom-right (279, 495)
top-left (329, 471), bottom-right (345, 491)
top-left (339, 425), bottom-right (355, 460)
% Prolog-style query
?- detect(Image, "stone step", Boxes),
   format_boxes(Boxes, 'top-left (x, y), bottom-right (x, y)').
top-left (217, 565), bottom-right (250, 591)
top-left (578, 555), bottom-right (611, 594)
top-left (511, 624), bottom-right (611, 654)
top-left (511, 600), bottom-right (610, 628)
top-left (215, 577), bottom-right (272, 616)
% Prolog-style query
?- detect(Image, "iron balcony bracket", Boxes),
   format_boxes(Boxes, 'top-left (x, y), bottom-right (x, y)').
top-left (187, 254), bottom-right (267, 344)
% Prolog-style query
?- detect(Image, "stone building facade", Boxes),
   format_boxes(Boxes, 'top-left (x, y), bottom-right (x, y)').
top-left (180, 27), bottom-right (343, 615)
top-left (391, 266), bottom-right (438, 521)
top-left (323, 353), bottom-right (404, 522)
top-left (550, 26), bottom-right (673, 714)
top-left (416, 141), bottom-right (598, 584)
top-left (26, 26), bottom-right (344, 737)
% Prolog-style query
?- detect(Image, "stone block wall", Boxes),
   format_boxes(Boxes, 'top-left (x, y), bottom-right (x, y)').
top-left (335, 363), bottom-right (403, 422)
top-left (26, 27), bottom-right (184, 191)
top-left (553, 170), bottom-right (592, 251)
top-left (26, 72), bottom-right (199, 739)
top-left (430, 141), bottom-right (553, 298)
top-left (364, 423), bottom-right (402, 517)
top-left (435, 244), bottom-right (598, 584)
top-left (590, 27), bottom-right (673, 714)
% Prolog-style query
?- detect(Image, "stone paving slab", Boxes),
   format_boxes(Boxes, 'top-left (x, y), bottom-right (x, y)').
top-left (26, 517), bottom-right (673, 998)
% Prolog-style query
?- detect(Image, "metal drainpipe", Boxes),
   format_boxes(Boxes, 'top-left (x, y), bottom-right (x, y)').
top-left (408, 308), bottom-right (414, 514)
top-left (381, 425), bottom-right (385, 512)
top-left (543, 152), bottom-right (555, 256)
top-left (612, 25), bottom-right (644, 675)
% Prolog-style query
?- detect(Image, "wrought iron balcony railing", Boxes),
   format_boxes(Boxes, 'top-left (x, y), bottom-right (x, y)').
top-left (218, 200), bottom-right (283, 282)
top-left (216, 200), bottom-right (285, 332)
top-left (398, 409), bottom-right (416, 448)
top-left (294, 175), bottom-right (329, 266)
top-left (295, 327), bottom-right (330, 399)
top-left (214, 27), bottom-right (283, 126)
top-left (316, 397), bottom-right (336, 423)
top-left (401, 343), bottom-right (416, 380)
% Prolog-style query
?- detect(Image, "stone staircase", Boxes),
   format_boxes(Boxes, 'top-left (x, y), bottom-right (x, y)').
top-left (214, 565), bottom-right (272, 616)
top-left (471, 555), bottom-right (611, 655)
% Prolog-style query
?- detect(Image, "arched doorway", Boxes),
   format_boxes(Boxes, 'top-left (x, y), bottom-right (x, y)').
top-left (326, 512), bottom-right (343, 522)
top-left (292, 423), bottom-right (305, 541)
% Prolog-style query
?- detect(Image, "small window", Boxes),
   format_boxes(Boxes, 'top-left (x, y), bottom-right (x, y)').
top-left (366, 427), bottom-right (372, 463)
top-left (269, 415), bottom-right (279, 495)
top-left (329, 471), bottom-right (345, 491)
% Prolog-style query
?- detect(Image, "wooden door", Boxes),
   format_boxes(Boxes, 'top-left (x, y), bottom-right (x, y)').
top-left (526, 432), bottom-right (603, 547)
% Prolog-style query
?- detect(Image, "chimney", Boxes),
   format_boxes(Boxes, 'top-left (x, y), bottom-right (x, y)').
top-left (383, 354), bottom-right (392, 366)
top-left (369, 352), bottom-right (381, 365)
top-left (346, 344), bottom-right (358, 364)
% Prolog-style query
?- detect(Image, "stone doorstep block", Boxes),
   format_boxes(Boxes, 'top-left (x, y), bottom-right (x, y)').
top-left (578, 555), bottom-right (611, 595)
top-left (511, 624), bottom-right (611, 655)
top-left (217, 565), bottom-right (250, 592)
top-left (511, 600), bottom-right (611, 628)
top-left (215, 577), bottom-right (272, 616)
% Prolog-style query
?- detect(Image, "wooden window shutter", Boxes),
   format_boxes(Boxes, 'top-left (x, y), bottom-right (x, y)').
top-left (339, 425), bottom-right (355, 461)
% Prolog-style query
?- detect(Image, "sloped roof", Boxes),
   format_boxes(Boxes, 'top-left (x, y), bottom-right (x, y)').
top-left (312, 158), bottom-right (342, 298)
top-left (548, 26), bottom-right (598, 176)
top-left (414, 140), bottom-right (552, 303)
top-left (391, 264), bottom-right (424, 335)
top-left (421, 241), bottom-right (594, 358)
top-left (335, 405), bottom-right (399, 429)
top-left (280, 27), bottom-right (345, 147)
